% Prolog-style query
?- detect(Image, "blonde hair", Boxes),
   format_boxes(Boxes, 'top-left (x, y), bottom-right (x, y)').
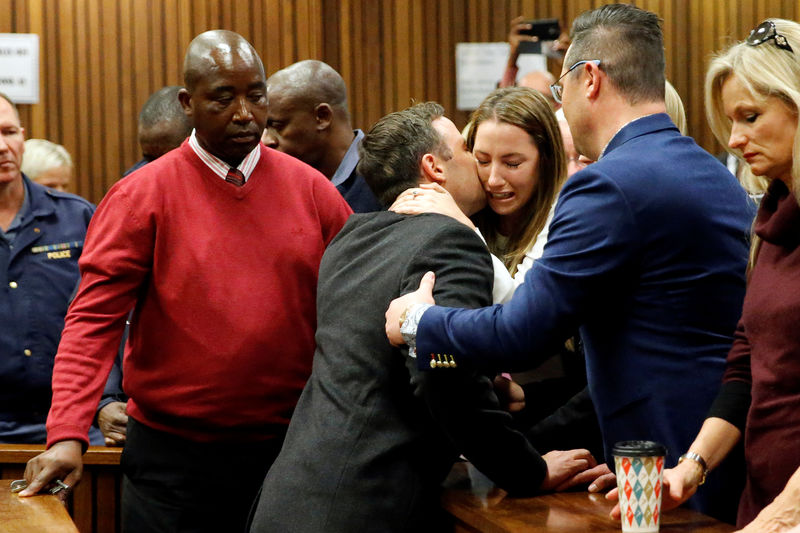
top-left (664, 80), bottom-right (687, 135)
top-left (706, 19), bottom-right (800, 197)
top-left (706, 18), bottom-right (800, 272)
top-left (21, 139), bottom-right (73, 180)
top-left (466, 87), bottom-right (568, 276)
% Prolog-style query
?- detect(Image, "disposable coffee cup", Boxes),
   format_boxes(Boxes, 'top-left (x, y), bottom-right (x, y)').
top-left (612, 440), bottom-right (667, 533)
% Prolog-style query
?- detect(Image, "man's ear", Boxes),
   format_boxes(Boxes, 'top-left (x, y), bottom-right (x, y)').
top-left (178, 88), bottom-right (193, 117)
top-left (315, 103), bottom-right (333, 131)
top-left (584, 62), bottom-right (602, 101)
top-left (420, 153), bottom-right (446, 185)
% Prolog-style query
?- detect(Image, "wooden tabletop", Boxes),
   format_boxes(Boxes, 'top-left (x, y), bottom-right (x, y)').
top-left (442, 463), bottom-right (736, 533)
top-left (0, 479), bottom-right (79, 533)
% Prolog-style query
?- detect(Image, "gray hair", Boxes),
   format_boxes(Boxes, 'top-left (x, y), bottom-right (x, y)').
top-left (21, 139), bottom-right (73, 180)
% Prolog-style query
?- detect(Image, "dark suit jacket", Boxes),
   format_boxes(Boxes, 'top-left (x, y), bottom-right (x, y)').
top-left (336, 166), bottom-right (383, 213)
top-left (416, 114), bottom-right (755, 522)
top-left (249, 211), bottom-right (546, 533)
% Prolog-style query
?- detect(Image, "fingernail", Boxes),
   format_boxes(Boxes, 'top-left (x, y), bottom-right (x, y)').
top-left (589, 484), bottom-right (597, 492)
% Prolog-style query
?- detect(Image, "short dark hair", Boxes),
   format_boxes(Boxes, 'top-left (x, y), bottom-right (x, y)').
top-left (357, 102), bottom-right (449, 207)
top-left (566, 3), bottom-right (665, 104)
top-left (139, 86), bottom-right (191, 131)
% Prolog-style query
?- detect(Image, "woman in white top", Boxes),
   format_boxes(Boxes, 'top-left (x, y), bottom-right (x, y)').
top-left (393, 86), bottom-right (568, 303)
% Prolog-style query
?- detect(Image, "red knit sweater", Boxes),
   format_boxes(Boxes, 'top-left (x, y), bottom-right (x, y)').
top-left (46, 142), bottom-right (351, 445)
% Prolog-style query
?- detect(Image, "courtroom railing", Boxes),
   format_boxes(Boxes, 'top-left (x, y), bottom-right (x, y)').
top-left (0, 444), bottom-right (122, 533)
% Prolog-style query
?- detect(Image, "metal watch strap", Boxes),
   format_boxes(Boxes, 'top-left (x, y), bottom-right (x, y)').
top-left (678, 452), bottom-right (708, 485)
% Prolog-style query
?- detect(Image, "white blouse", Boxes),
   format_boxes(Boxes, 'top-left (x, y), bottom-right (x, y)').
top-left (477, 202), bottom-right (557, 304)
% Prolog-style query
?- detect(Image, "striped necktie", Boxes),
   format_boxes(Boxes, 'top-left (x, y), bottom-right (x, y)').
top-left (225, 167), bottom-right (245, 187)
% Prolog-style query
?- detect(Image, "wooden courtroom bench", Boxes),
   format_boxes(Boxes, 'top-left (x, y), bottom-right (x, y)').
top-left (0, 444), bottom-right (122, 533)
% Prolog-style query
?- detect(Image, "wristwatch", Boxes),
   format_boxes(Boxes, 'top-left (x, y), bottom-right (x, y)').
top-left (678, 452), bottom-right (709, 485)
top-left (399, 303), bottom-right (432, 358)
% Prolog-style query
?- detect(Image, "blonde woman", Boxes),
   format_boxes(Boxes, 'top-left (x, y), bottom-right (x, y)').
top-left (658, 19), bottom-right (800, 530)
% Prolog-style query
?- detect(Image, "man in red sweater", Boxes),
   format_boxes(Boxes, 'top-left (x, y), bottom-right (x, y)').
top-left (20, 30), bottom-right (352, 533)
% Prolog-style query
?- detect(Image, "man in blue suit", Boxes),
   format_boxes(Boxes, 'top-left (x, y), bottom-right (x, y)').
top-left (386, 4), bottom-right (755, 523)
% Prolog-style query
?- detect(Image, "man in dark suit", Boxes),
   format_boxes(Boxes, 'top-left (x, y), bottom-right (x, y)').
top-left (263, 60), bottom-right (382, 213)
top-left (386, 5), bottom-right (755, 523)
top-left (249, 102), bottom-right (600, 533)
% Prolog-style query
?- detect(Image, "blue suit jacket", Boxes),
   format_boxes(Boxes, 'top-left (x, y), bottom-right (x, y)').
top-left (417, 114), bottom-right (755, 521)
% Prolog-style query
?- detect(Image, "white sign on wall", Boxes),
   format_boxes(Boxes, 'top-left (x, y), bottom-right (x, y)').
top-left (455, 42), bottom-right (546, 111)
top-left (0, 34), bottom-right (40, 104)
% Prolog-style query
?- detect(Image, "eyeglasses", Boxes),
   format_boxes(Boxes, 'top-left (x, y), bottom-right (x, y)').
top-left (549, 60), bottom-right (601, 104)
top-left (746, 20), bottom-right (793, 53)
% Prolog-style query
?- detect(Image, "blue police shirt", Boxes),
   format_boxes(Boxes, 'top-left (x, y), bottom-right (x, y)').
top-left (0, 175), bottom-right (94, 442)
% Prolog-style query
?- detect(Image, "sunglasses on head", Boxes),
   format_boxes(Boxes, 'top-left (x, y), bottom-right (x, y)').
top-left (746, 20), bottom-right (793, 53)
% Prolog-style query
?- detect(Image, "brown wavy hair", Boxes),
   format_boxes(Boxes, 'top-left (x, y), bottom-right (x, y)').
top-left (466, 86), bottom-right (568, 275)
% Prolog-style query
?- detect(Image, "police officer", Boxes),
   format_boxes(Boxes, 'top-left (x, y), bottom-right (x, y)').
top-left (0, 92), bottom-right (97, 443)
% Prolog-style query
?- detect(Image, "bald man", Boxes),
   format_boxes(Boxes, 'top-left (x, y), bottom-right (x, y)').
top-left (21, 30), bottom-right (351, 533)
top-left (263, 60), bottom-right (382, 212)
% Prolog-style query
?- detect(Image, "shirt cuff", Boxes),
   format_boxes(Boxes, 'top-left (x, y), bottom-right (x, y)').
top-left (400, 303), bottom-right (433, 359)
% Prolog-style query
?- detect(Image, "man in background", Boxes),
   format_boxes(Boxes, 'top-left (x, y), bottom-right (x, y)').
top-left (263, 59), bottom-right (382, 212)
top-left (0, 93), bottom-right (97, 444)
top-left (21, 30), bottom-right (351, 533)
top-left (123, 85), bottom-right (192, 176)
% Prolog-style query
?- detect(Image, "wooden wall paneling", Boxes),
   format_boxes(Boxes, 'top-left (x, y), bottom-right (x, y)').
top-left (251, 0), bottom-right (266, 61)
top-left (335, 0), bottom-right (352, 105)
top-left (321, 0), bottom-right (340, 72)
top-left (101, 0), bottom-right (122, 193)
top-left (57, 0), bottom-right (78, 187)
top-left (219, 0), bottom-right (233, 31)
top-left (41, 0), bottom-right (58, 141)
top-left (232, 0), bottom-right (251, 38)
top-left (279, 1), bottom-right (295, 67)
top-left (148, 0), bottom-right (165, 93)
top-left (439, 0), bottom-right (457, 122)
top-left (380, 0), bottom-right (396, 114)
top-left (452, 0), bottom-right (472, 128)
top-left (410, 0), bottom-right (425, 102)
top-left (264, 0), bottom-right (283, 74)
top-left (393, 0), bottom-right (411, 110)
top-left (162, 0), bottom-right (179, 88)
top-left (118, 0), bottom-right (138, 174)
top-left (72, 0), bottom-right (90, 198)
top-left (685, 0), bottom-right (701, 148)
top-left (491, 0), bottom-right (508, 43)
top-left (0, 0), bottom-right (12, 33)
top-left (300, 0), bottom-right (322, 60)
top-left (192, 0), bottom-right (207, 33)
top-left (363, 0), bottom-right (383, 130)
top-left (25, 0), bottom-right (45, 140)
top-left (422, 0), bottom-right (441, 109)
top-left (85, 0), bottom-right (103, 201)
top-left (177, 0), bottom-right (193, 76)
top-left (343, 0), bottom-right (359, 126)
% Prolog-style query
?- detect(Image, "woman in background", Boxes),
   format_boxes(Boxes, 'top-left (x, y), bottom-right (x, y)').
top-left (660, 19), bottom-right (800, 530)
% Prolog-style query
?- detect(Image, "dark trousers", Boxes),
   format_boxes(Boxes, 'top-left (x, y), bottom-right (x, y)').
top-left (121, 417), bottom-right (284, 533)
